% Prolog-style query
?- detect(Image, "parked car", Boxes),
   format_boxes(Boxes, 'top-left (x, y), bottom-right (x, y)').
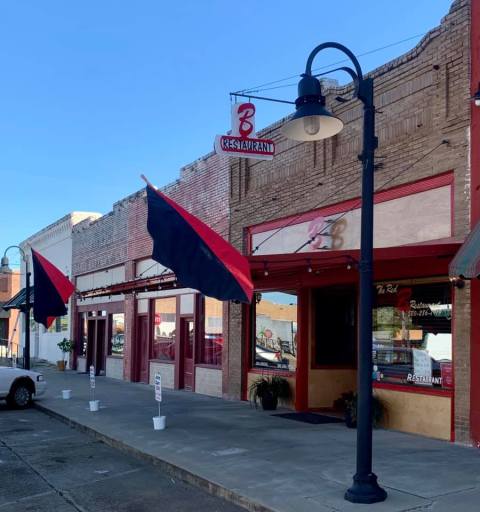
top-left (0, 367), bottom-right (47, 408)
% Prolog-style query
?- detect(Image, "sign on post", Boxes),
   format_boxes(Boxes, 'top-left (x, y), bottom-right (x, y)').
top-left (89, 365), bottom-right (96, 389)
top-left (214, 103), bottom-right (275, 160)
top-left (155, 373), bottom-right (162, 402)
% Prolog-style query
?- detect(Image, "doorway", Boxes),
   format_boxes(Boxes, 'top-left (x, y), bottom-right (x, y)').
top-left (181, 318), bottom-right (194, 390)
top-left (135, 314), bottom-right (149, 383)
top-left (86, 318), bottom-right (107, 375)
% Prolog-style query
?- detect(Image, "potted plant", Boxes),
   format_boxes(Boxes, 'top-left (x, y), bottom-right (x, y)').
top-left (337, 391), bottom-right (384, 428)
top-left (249, 376), bottom-right (291, 411)
top-left (57, 338), bottom-right (75, 399)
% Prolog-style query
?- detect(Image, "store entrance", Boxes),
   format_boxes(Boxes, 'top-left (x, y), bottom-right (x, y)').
top-left (86, 318), bottom-right (107, 375)
top-left (308, 287), bottom-right (357, 409)
top-left (181, 318), bottom-right (194, 390)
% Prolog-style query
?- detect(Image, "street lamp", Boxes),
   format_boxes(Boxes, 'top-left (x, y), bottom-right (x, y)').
top-left (282, 42), bottom-right (387, 504)
top-left (1, 246), bottom-right (31, 370)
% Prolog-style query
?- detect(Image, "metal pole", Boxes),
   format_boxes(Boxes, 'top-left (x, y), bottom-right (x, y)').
top-left (345, 77), bottom-right (386, 504)
top-left (24, 266), bottom-right (31, 370)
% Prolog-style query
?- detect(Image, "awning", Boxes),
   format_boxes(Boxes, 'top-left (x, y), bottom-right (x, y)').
top-left (249, 240), bottom-right (461, 285)
top-left (449, 221), bottom-right (480, 279)
top-left (2, 287), bottom-right (35, 312)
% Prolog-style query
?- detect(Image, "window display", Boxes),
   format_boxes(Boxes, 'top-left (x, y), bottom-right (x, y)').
top-left (200, 297), bottom-right (223, 366)
top-left (153, 297), bottom-right (176, 361)
top-left (254, 291), bottom-right (297, 371)
top-left (372, 282), bottom-right (452, 390)
top-left (110, 313), bottom-right (125, 356)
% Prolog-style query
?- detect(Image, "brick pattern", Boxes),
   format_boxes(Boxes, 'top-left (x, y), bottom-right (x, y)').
top-left (227, 0), bottom-right (472, 427)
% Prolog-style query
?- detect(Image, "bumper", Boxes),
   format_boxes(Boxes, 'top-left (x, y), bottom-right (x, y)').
top-left (35, 381), bottom-right (47, 398)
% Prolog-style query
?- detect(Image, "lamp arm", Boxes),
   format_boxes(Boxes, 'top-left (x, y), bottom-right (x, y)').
top-left (305, 42), bottom-right (363, 82)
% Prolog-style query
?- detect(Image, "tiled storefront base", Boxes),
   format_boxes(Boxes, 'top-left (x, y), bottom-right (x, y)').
top-left (76, 356), bottom-right (86, 373)
top-left (106, 356), bottom-right (124, 380)
top-left (195, 367), bottom-right (222, 398)
top-left (149, 361), bottom-right (175, 389)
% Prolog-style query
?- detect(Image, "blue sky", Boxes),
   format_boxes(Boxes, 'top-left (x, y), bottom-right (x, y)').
top-left (0, 0), bottom-right (453, 266)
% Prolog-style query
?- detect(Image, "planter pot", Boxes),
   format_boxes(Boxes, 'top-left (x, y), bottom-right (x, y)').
top-left (345, 409), bottom-right (357, 429)
top-left (89, 400), bottom-right (99, 412)
top-left (153, 416), bottom-right (166, 430)
top-left (57, 360), bottom-right (66, 371)
top-left (62, 389), bottom-right (71, 400)
top-left (261, 393), bottom-right (278, 411)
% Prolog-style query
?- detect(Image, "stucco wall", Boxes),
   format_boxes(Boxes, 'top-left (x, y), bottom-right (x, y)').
top-left (375, 388), bottom-right (452, 441)
top-left (195, 367), bottom-right (222, 398)
top-left (106, 356), bottom-right (124, 380)
top-left (149, 362), bottom-right (175, 389)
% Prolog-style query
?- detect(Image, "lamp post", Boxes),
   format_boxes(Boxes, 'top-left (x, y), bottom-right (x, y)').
top-left (1, 246), bottom-right (31, 370)
top-left (282, 42), bottom-right (387, 504)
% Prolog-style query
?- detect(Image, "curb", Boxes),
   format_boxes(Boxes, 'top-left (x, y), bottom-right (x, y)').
top-left (35, 403), bottom-right (274, 512)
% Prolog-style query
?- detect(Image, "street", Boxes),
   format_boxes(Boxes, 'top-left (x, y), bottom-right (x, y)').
top-left (0, 406), bottom-right (243, 512)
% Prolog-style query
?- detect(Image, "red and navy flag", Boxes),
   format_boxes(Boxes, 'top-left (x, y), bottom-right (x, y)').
top-left (31, 249), bottom-right (75, 328)
top-left (145, 179), bottom-right (253, 303)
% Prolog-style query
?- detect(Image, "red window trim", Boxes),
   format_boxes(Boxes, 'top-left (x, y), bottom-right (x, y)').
top-left (248, 171), bottom-right (454, 235)
top-left (195, 363), bottom-right (222, 370)
top-left (149, 358), bottom-right (175, 364)
top-left (373, 381), bottom-right (453, 398)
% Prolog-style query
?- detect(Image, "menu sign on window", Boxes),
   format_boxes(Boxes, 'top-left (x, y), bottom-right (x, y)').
top-left (409, 349), bottom-right (433, 386)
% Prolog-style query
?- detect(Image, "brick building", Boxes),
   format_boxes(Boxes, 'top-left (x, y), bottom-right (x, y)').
top-left (0, 270), bottom-right (20, 359)
top-left (71, 151), bottom-right (231, 398)
top-left (68, 0), bottom-right (480, 445)
top-left (227, 0), bottom-right (477, 444)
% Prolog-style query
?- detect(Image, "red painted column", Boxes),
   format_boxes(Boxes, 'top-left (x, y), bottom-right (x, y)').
top-left (295, 288), bottom-right (310, 411)
top-left (470, 0), bottom-right (480, 445)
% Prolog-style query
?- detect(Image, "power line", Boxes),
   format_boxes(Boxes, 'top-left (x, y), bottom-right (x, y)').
top-left (290, 140), bottom-right (449, 255)
top-left (235, 32), bottom-right (427, 95)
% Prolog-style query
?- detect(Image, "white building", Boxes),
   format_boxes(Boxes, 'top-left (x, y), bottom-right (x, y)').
top-left (20, 212), bottom-right (101, 365)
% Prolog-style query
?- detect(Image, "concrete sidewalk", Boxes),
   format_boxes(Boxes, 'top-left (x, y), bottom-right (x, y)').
top-left (33, 367), bottom-right (480, 512)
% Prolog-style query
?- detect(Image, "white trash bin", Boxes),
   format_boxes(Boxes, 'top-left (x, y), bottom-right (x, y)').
top-left (153, 416), bottom-right (166, 430)
top-left (89, 400), bottom-right (100, 412)
top-left (62, 389), bottom-right (71, 400)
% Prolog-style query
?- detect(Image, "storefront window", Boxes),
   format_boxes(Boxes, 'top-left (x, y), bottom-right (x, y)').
top-left (254, 291), bottom-right (297, 371)
top-left (200, 297), bottom-right (223, 366)
top-left (110, 313), bottom-right (125, 356)
top-left (372, 282), bottom-right (452, 390)
top-left (153, 297), bottom-right (176, 361)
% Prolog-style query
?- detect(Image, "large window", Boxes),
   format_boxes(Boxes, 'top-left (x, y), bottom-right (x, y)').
top-left (110, 313), bottom-right (125, 356)
top-left (153, 297), bottom-right (176, 361)
top-left (372, 281), bottom-right (452, 390)
top-left (200, 297), bottom-right (223, 366)
top-left (254, 291), bottom-right (297, 371)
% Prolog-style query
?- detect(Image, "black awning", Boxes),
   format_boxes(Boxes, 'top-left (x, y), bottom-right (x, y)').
top-left (2, 287), bottom-right (35, 312)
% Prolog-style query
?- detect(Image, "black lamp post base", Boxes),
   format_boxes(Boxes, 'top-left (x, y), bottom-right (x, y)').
top-left (345, 473), bottom-right (387, 504)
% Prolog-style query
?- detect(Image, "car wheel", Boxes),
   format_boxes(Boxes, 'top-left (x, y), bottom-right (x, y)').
top-left (7, 383), bottom-right (33, 409)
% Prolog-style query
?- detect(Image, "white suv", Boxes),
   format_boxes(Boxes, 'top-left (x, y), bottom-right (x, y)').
top-left (0, 367), bottom-right (47, 408)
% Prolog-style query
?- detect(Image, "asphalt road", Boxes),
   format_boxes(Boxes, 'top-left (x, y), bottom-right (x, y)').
top-left (0, 405), bottom-right (244, 512)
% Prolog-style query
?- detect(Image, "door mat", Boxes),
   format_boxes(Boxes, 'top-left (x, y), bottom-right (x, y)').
top-left (273, 412), bottom-right (344, 424)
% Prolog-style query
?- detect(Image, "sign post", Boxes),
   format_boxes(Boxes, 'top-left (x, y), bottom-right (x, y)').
top-left (153, 373), bottom-right (166, 430)
top-left (89, 365), bottom-right (99, 412)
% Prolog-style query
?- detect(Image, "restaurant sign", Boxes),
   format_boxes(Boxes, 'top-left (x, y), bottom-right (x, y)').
top-left (214, 102), bottom-right (275, 160)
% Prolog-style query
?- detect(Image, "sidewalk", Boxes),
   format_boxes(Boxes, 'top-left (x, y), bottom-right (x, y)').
top-left (34, 368), bottom-right (480, 512)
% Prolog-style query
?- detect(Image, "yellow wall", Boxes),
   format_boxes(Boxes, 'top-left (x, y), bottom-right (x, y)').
top-left (308, 369), bottom-right (357, 408)
top-left (375, 388), bottom-right (451, 440)
top-left (247, 371), bottom-right (296, 409)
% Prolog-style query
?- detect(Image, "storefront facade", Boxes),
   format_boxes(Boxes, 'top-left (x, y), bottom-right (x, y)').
top-left (227, 0), bottom-right (473, 442)
top-left (71, 150), bottom-right (231, 398)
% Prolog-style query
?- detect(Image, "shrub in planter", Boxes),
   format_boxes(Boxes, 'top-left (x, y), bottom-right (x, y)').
top-left (57, 338), bottom-right (75, 371)
top-left (249, 376), bottom-right (291, 411)
top-left (336, 391), bottom-right (384, 428)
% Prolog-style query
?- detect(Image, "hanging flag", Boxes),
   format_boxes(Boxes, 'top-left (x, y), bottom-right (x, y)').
top-left (31, 249), bottom-right (75, 328)
top-left (143, 176), bottom-right (253, 303)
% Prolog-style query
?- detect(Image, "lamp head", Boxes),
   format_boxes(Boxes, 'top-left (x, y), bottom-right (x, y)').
top-left (281, 74), bottom-right (344, 141)
top-left (0, 255), bottom-right (11, 273)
